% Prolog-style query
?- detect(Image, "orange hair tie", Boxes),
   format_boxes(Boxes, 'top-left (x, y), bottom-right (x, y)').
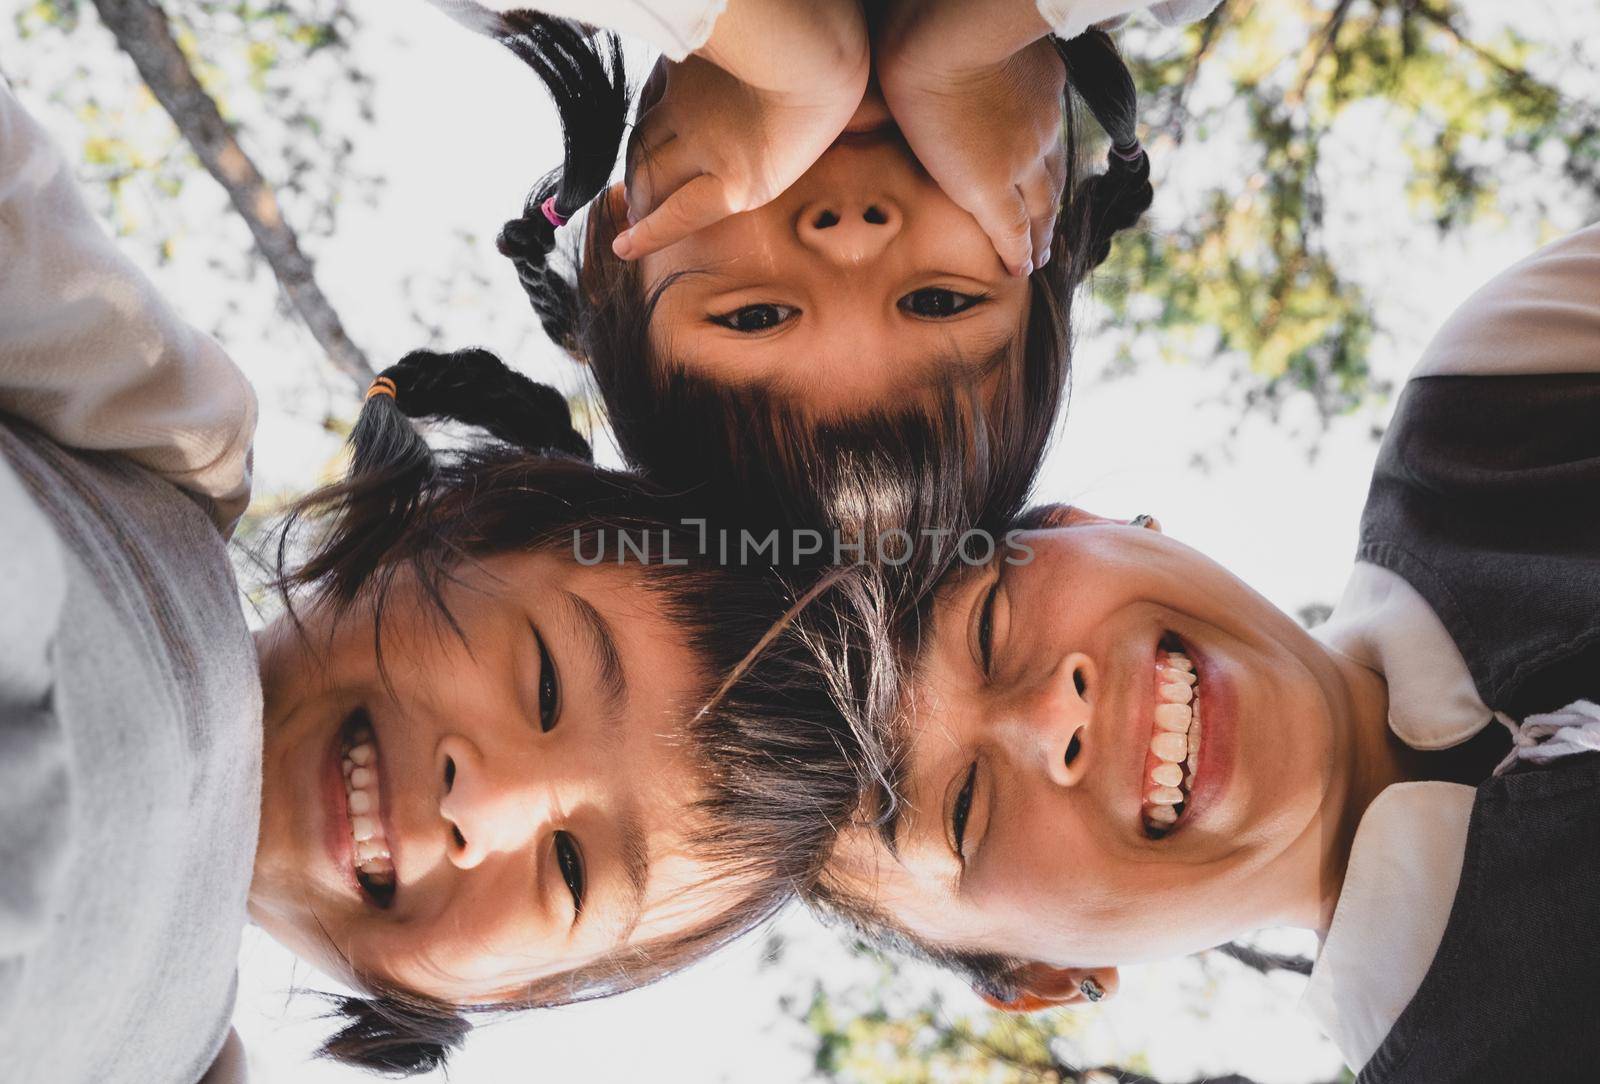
top-left (365, 376), bottom-right (398, 402)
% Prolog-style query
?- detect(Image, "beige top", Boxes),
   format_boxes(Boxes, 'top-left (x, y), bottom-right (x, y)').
top-left (0, 78), bottom-right (255, 533)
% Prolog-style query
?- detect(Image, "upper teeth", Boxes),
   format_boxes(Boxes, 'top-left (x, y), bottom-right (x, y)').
top-left (343, 726), bottom-right (394, 886)
top-left (1144, 649), bottom-right (1202, 834)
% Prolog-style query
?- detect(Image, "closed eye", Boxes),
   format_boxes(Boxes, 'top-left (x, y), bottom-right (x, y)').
top-left (708, 303), bottom-right (799, 333)
top-left (534, 626), bottom-right (560, 732)
top-left (554, 831), bottom-right (585, 919)
top-left (978, 581), bottom-right (1001, 675)
top-left (951, 762), bottom-right (978, 860)
top-left (899, 287), bottom-right (990, 319)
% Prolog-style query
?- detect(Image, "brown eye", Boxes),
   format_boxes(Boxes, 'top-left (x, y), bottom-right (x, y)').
top-left (534, 628), bottom-right (560, 732)
top-left (554, 831), bottom-right (585, 916)
top-left (709, 303), bottom-right (798, 332)
top-left (900, 288), bottom-right (987, 318)
top-left (952, 763), bottom-right (978, 858)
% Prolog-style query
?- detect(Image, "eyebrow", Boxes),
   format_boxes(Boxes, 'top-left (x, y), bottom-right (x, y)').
top-left (562, 589), bottom-right (627, 727)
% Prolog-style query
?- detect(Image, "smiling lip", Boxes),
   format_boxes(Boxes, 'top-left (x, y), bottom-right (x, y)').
top-left (1182, 639), bottom-right (1234, 829)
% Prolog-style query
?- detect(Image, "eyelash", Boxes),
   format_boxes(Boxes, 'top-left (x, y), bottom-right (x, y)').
top-left (952, 762), bottom-right (978, 860)
top-left (978, 580), bottom-right (1002, 676)
top-left (708, 289), bottom-right (989, 334)
top-left (553, 831), bottom-right (585, 917)
top-left (535, 628), bottom-right (560, 732)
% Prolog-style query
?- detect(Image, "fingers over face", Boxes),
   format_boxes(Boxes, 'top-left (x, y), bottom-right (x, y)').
top-left (613, 172), bottom-right (734, 260)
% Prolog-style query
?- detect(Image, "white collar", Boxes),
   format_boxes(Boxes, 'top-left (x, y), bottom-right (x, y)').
top-left (1314, 562), bottom-right (1492, 748)
top-left (1298, 781), bottom-right (1475, 1069)
top-left (1299, 561), bottom-right (1489, 1070)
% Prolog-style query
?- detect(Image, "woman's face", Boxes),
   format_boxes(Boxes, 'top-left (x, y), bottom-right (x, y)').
top-left (636, 88), bottom-right (1032, 416)
top-left (251, 553), bottom-right (728, 1003)
top-left (826, 512), bottom-right (1382, 973)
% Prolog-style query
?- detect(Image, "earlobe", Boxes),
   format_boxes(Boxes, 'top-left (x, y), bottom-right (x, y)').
top-left (975, 964), bottom-right (1121, 1013)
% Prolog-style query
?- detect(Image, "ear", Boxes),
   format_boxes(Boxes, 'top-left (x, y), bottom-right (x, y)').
top-left (976, 964), bottom-right (1120, 1013)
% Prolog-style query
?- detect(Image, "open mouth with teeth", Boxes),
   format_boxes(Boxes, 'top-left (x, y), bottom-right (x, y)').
top-left (340, 711), bottom-right (397, 908)
top-left (1142, 634), bottom-right (1202, 839)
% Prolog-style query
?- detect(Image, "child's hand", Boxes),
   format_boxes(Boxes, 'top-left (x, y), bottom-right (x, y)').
top-left (875, 0), bottom-right (1067, 276)
top-left (614, 0), bottom-right (869, 260)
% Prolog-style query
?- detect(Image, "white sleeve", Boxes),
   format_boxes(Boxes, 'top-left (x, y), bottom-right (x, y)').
top-left (1413, 222), bottom-right (1600, 379)
top-left (0, 80), bottom-right (256, 534)
top-left (448, 0), bottom-right (728, 60)
top-left (1036, 0), bottom-right (1221, 41)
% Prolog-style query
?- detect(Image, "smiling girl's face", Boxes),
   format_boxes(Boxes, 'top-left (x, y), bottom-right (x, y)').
top-left (635, 88), bottom-right (1032, 416)
top-left (250, 553), bottom-right (731, 1003)
top-left (824, 512), bottom-right (1399, 973)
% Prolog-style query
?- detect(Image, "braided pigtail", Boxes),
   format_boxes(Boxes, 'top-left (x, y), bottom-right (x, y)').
top-left (429, 4), bottom-right (630, 356)
top-left (1057, 29), bottom-right (1155, 273)
top-left (278, 348), bottom-right (589, 608)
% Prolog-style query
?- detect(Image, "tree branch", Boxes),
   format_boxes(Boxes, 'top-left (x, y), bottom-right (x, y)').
top-left (89, 0), bottom-right (373, 386)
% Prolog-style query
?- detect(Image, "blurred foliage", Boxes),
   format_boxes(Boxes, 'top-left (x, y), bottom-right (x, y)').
top-left (797, 950), bottom-right (1355, 1084)
top-left (13, 0), bottom-right (378, 264)
top-left (1103, 0), bottom-right (1600, 432)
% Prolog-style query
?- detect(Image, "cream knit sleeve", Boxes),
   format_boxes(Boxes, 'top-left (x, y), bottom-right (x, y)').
top-left (0, 80), bottom-right (256, 534)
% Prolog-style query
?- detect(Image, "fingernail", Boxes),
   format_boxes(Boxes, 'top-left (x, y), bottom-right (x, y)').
top-left (612, 232), bottom-right (634, 260)
top-left (1039, 247), bottom-right (1052, 269)
top-left (1015, 259), bottom-right (1033, 277)
top-left (627, 208), bottom-right (640, 227)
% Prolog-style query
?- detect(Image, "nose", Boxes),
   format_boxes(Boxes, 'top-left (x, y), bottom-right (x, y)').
top-left (998, 651), bottom-right (1095, 788)
top-left (435, 735), bottom-right (544, 870)
top-left (795, 199), bottom-right (903, 266)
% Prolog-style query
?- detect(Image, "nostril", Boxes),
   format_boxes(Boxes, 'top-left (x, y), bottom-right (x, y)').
top-left (1073, 667), bottom-right (1087, 697)
top-left (443, 756), bottom-right (456, 793)
top-left (452, 825), bottom-right (467, 850)
top-left (863, 205), bottom-right (888, 225)
top-left (813, 210), bottom-right (840, 229)
top-left (1065, 733), bottom-right (1083, 768)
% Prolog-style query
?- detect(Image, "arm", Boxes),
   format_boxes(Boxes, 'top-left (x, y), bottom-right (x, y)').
top-left (0, 456), bottom-right (71, 1018)
top-left (1411, 222), bottom-right (1600, 379)
top-left (0, 80), bottom-right (255, 534)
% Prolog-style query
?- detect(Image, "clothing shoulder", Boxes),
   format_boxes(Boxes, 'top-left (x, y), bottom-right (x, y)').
top-left (466, 0), bottom-right (726, 59)
top-left (0, 79), bottom-right (256, 536)
top-left (0, 453), bottom-right (71, 1004)
top-left (1412, 222), bottom-right (1600, 379)
top-left (1358, 229), bottom-right (1600, 716)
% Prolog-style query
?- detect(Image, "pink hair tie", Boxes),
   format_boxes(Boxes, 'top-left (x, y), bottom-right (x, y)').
top-left (1109, 140), bottom-right (1146, 164)
top-left (540, 196), bottom-right (569, 228)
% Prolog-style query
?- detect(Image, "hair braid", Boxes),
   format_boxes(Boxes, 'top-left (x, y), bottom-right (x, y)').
top-left (283, 348), bottom-right (587, 606)
top-left (379, 347), bottom-right (591, 460)
top-left (425, 4), bottom-right (631, 354)
top-left (1057, 29), bottom-right (1155, 274)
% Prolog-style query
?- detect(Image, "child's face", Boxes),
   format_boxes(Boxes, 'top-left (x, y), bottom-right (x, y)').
top-left (825, 511), bottom-right (1363, 975)
top-left (250, 553), bottom-right (733, 1003)
top-left (637, 88), bottom-right (1032, 416)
